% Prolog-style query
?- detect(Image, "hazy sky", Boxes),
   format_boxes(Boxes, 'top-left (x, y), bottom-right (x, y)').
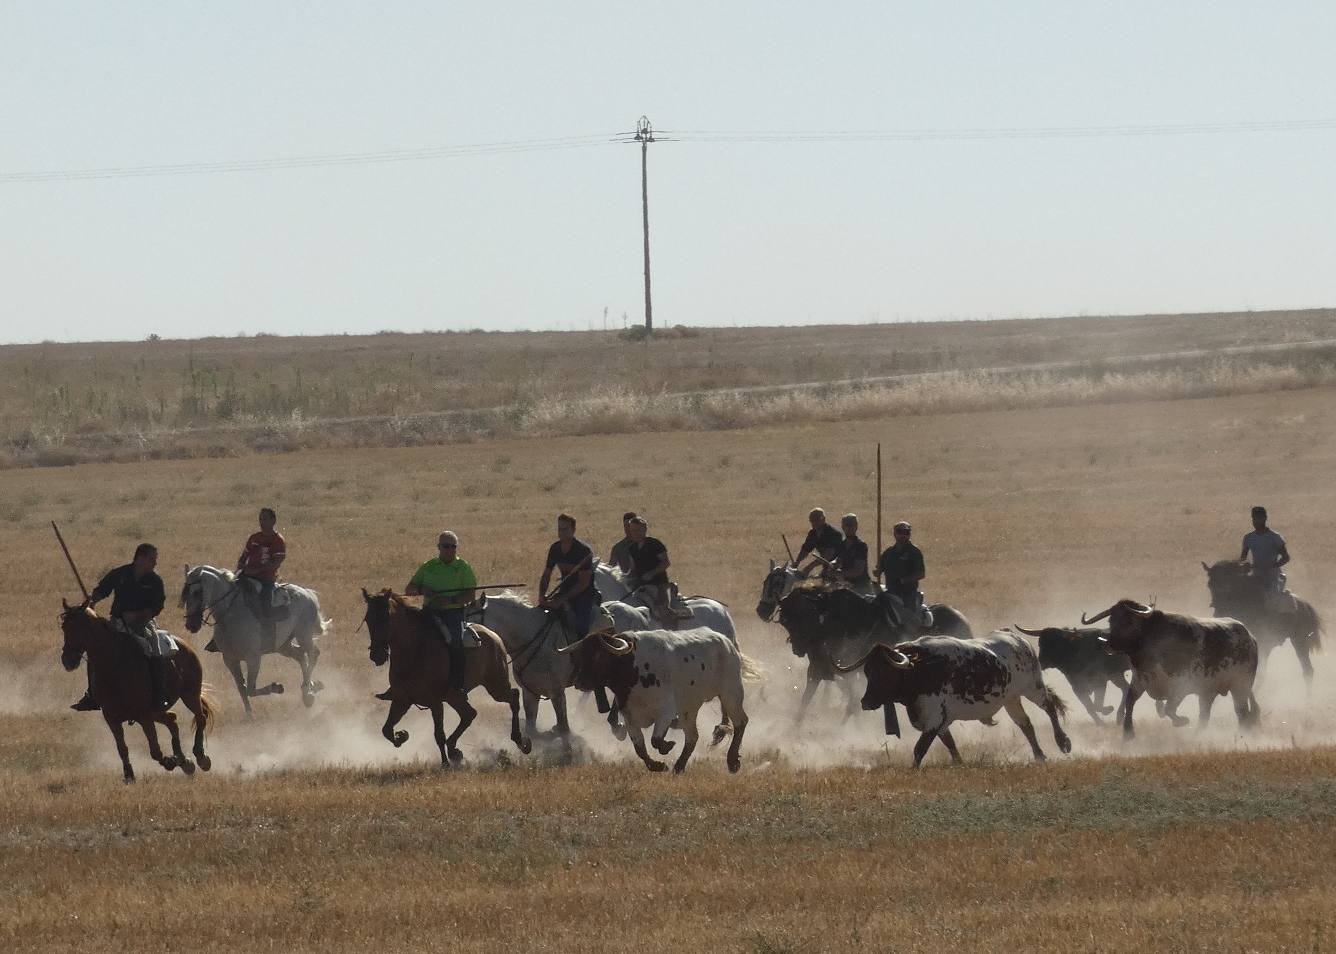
top-left (3, 3), bottom-right (1334, 343)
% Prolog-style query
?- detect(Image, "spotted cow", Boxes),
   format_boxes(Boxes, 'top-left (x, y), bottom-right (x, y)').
top-left (559, 627), bottom-right (752, 774)
top-left (1080, 599), bottom-right (1259, 737)
top-left (837, 629), bottom-right (1071, 768)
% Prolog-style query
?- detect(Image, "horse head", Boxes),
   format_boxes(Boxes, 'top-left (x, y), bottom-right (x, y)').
top-left (756, 560), bottom-right (800, 621)
top-left (361, 588), bottom-right (399, 666)
top-left (59, 598), bottom-right (99, 672)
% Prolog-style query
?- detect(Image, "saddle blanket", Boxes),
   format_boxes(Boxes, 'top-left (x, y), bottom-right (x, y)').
top-left (430, 616), bottom-right (482, 648)
top-left (114, 619), bottom-right (179, 658)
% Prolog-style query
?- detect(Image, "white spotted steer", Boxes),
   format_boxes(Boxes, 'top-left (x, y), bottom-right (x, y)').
top-left (559, 627), bottom-right (751, 774)
top-left (837, 629), bottom-right (1072, 768)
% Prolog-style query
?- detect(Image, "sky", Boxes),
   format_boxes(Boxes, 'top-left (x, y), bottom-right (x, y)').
top-left (2, 3), bottom-right (1334, 344)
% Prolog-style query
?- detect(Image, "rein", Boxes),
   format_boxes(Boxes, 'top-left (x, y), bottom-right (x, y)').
top-left (188, 575), bottom-right (240, 627)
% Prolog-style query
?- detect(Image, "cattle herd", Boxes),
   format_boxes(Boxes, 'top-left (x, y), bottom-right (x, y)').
top-left (62, 554), bottom-right (1324, 782)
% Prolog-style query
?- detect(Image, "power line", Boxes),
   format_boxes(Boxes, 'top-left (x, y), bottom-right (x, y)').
top-left (0, 132), bottom-right (621, 183)
top-left (660, 117), bottom-right (1336, 143)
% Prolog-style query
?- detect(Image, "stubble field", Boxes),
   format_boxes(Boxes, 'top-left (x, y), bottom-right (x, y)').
top-left (3, 333), bottom-right (1336, 952)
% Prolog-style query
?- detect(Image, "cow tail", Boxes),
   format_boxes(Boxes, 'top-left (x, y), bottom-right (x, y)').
top-left (1042, 685), bottom-right (1068, 722)
top-left (738, 652), bottom-right (765, 682)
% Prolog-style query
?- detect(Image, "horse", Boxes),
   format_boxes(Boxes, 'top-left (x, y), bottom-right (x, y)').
top-left (361, 589), bottom-right (532, 765)
top-left (754, 562), bottom-right (974, 723)
top-left (60, 601), bottom-right (215, 783)
top-left (467, 591), bottom-right (622, 737)
top-left (594, 561), bottom-right (737, 633)
top-left (1201, 559), bottom-right (1324, 688)
top-left (181, 564), bottom-right (328, 715)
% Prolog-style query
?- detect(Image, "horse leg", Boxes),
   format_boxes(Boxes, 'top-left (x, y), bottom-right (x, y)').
top-left (550, 689), bottom-right (574, 737)
top-left (794, 671), bottom-right (820, 723)
top-left (521, 686), bottom-right (540, 735)
top-left (443, 690), bottom-right (477, 764)
top-left (181, 693), bottom-right (211, 772)
top-left (480, 671), bottom-right (532, 756)
top-left (140, 719), bottom-right (175, 771)
top-left (381, 698), bottom-right (412, 748)
top-left (430, 702), bottom-right (450, 768)
top-left (672, 708), bottom-right (700, 774)
top-left (224, 655), bottom-right (253, 718)
top-left (104, 715), bottom-right (135, 783)
top-left (246, 653), bottom-right (283, 698)
top-left (1294, 641), bottom-right (1315, 695)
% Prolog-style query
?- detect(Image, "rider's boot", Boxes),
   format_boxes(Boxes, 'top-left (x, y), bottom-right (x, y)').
top-left (373, 688), bottom-right (394, 701)
top-left (71, 665), bottom-right (100, 711)
top-left (204, 638), bottom-right (219, 653)
top-left (148, 659), bottom-right (173, 709)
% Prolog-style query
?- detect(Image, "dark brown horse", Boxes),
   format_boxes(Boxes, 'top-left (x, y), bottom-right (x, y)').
top-left (60, 602), bottom-right (215, 783)
top-left (361, 589), bottom-right (532, 766)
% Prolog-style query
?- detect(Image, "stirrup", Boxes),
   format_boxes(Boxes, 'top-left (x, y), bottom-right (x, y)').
top-left (204, 638), bottom-right (220, 653)
top-left (373, 689), bottom-right (393, 702)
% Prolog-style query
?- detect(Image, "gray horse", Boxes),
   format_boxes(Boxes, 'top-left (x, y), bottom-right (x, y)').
top-left (181, 564), bottom-right (328, 715)
top-left (594, 561), bottom-right (736, 635)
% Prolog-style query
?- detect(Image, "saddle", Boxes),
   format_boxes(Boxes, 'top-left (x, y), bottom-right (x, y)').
top-left (114, 618), bottom-right (179, 659)
top-left (428, 614), bottom-right (482, 648)
top-left (240, 578), bottom-right (292, 621)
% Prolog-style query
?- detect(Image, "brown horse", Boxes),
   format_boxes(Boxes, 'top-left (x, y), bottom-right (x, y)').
top-left (361, 589), bottom-right (532, 766)
top-left (60, 601), bottom-right (215, 783)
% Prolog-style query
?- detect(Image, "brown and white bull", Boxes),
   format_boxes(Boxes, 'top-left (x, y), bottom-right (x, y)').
top-left (1080, 599), bottom-right (1260, 737)
top-left (836, 630), bottom-right (1071, 768)
top-left (558, 627), bottom-right (753, 774)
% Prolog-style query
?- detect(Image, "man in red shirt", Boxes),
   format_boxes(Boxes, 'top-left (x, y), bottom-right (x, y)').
top-left (235, 507), bottom-right (286, 646)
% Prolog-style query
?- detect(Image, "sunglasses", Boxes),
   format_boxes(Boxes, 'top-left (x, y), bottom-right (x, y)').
top-left (438, 543), bottom-right (457, 549)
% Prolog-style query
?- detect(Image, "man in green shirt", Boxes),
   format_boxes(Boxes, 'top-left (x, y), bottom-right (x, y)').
top-left (376, 531), bottom-right (477, 698)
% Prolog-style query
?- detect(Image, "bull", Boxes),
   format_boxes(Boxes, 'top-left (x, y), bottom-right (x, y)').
top-left (835, 630), bottom-right (1071, 768)
top-left (558, 626), bottom-right (753, 774)
top-left (1012, 624), bottom-right (1132, 724)
top-left (1080, 599), bottom-right (1260, 737)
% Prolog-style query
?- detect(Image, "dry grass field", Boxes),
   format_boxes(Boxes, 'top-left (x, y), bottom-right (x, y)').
top-left (3, 324), bottom-right (1336, 952)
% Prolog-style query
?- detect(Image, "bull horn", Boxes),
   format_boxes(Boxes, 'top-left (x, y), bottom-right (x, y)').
top-left (832, 645), bottom-right (880, 673)
top-left (1129, 601), bottom-right (1153, 617)
top-left (1201, 561), bottom-right (1210, 572)
top-left (599, 634), bottom-right (634, 656)
top-left (1013, 624), bottom-right (1044, 637)
top-left (769, 558), bottom-right (777, 571)
top-left (1080, 606), bottom-right (1115, 626)
top-left (886, 649), bottom-right (913, 669)
top-left (833, 642), bottom-right (908, 673)
top-left (554, 635), bottom-right (591, 655)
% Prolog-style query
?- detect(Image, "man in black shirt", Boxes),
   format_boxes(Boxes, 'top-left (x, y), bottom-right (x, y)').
top-left (624, 516), bottom-right (685, 626)
top-left (795, 508), bottom-right (844, 568)
top-left (833, 513), bottom-right (873, 595)
top-left (538, 513), bottom-right (598, 637)
top-left (71, 542), bottom-right (169, 711)
top-left (877, 521), bottom-right (926, 626)
top-left (607, 511), bottom-right (638, 576)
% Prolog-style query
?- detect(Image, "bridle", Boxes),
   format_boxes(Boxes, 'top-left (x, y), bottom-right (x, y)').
top-left (183, 573), bottom-right (240, 628)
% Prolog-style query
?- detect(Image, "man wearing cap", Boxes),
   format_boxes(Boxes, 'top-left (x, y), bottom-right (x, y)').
top-left (794, 508), bottom-right (843, 567)
top-left (832, 513), bottom-right (873, 595)
top-left (385, 531), bottom-right (477, 695)
top-left (877, 521), bottom-right (926, 625)
top-left (1240, 505), bottom-right (1291, 610)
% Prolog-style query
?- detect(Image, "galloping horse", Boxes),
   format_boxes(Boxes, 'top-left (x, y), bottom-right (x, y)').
top-left (1201, 559), bottom-right (1324, 687)
top-left (60, 602), bottom-right (214, 783)
top-left (181, 565), bottom-right (327, 715)
top-left (594, 561), bottom-right (736, 634)
top-left (361, 589), bottom-right (532, 766)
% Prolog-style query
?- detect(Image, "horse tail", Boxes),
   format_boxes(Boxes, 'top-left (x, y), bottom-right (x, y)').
top-left (194, 689), bottom-right (218, 737)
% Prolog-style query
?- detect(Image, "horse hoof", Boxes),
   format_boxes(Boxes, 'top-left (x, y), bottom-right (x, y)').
top-left (270, 683), bottom-right (285, 695)
top-left (727, 758), bottom-right (742, 774)
top-left (180, 759), bottom-right (196, 776)
top-left (123, 775), bottom-right (135, 785)
top-left (611, 723), bottom-right (627, 741)
top-left (1098, 706), bottom-right (1115, 715)
top-left (1059, 736), bottom-right (1073, 755)
top-left (651, 737), bottom-right (675, 755)
top-left (516, 737), bottom-right (533, 755)
top-left (673, 762), bottom-right (688, 775)
top-left (646, 761), bottom-right (668, 773)
top-left (447, 748), bottom-right (464, 764)
top-left (197, 755), bottom-right (212, 772)
top-left (161, 757), bottom-right (177, 771)
top-left (302, 692), bottom-right (316, 709)
top-left (1171, 717), bottom-right (1189, 728)
top-left (391, 731), bottom-right (409, 748)
top-left (710, 726), bottom-right (730, 747)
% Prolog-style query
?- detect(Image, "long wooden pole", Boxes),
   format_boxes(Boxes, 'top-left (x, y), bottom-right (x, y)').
top-left (52, 521), bottom-right (90, 601)
top-left (875, 442), bottom-right (883, 585)
top-left (641, 132), bottom-right (653, 334)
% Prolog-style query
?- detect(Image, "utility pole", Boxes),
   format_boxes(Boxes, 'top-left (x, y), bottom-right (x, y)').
top-left (635, 115), bottom-right (654, 334)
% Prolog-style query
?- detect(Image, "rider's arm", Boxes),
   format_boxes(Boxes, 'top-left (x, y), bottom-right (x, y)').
top-left (88, 568), bottom-right (118, 605)
top-left (1239, 540), bottom-right (1251, 562)
top-left (405, 581), bottom-right (425, 596)
top-left (1277, 542), bottom-right (1291, 569)
top-left (538, 563), bottom-right (554, 604)
top-left (656, 551), bottom-right (671, 575)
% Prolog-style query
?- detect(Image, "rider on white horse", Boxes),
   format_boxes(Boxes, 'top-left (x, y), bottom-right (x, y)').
top-left (232, 507), bottom-right (286, 650)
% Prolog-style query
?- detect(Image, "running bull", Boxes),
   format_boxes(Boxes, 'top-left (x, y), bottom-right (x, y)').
top-left (1079, 599), bottom-right (1260, 737)
top-left (836, 629), bottom-right (1071, 768)
top-left (1012, 623), bottom-right (1132, 724)
top-left (558, 626), bottom-right (753, 774)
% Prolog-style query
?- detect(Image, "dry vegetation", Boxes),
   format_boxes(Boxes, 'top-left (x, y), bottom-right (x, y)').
top-left (5, 308), bottom-right (1336, 467)
top-left (3, 321), bottom-right (1336, 951)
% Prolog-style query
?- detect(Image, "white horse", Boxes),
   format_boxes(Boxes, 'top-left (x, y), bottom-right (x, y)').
top-left (594, 561), bottom-right (737, 638)
top-left (466, 592), bottom-right (617, 736)
top-left (181, 565), bottom-right (329, 715)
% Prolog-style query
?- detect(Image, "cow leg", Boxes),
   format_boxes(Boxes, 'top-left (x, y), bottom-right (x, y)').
top-left (1038, 689), bottom-right (1072, 754)
top-left (1197, 693), bottom-right (1216, 729)
top-left (1091, 681), bottom-right (1114, 717)
top-left (1233, 685), bottom-right (1259, 729)
top-left (911, 728), bottom-right (940, 769)
top-left (650, 706), bottom-right (677, 756)
top-left (937, 727), bottom-right (964, 765)
top-left (1004, 700), bottom-right (1047, 762)
top-left (672, 709), bottom-right (700, 774)
top-left (1075, 686), bottom-right (1105, 724)
top-left (1163, 692), bottom-right (1190, 728)
top-left (723, 697), bottom-right (748, 774)
top-left (1121, 683), bottom-right (1142, 739)
top-left (627, 725), bottom-right (667, 772)
top-left (1111, 673), bottom-right (1131, 723)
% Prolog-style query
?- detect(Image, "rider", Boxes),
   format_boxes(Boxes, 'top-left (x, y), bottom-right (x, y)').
top-left (607, 511), bottom-right (638, 576)
top-left (538, 513), bottom-right (598, 638)
top-left (1240, 505), bottom-right (1292, 611)
top-left (405, 531), bottom-right (477, 692)
top-left (71, 542), bottom-right (170, 711)
top-left (794, 508), bottom-right (844, 572)
top-left (623, 516), bottom-right (688, 626)
top-left (832, 513), bottom-right (873, 595)
top-left (877, 520), bottom-right (926, 627)
top-left (235, 507), bottom-right (286, 649)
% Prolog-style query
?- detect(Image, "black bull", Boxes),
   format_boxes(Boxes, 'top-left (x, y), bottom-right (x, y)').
top-left (1012, 624), bottom-right (1132, 723)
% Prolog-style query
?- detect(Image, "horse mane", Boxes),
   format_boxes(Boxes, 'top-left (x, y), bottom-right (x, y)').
top-left (488, 589), bottom-right (537, 609)
top-left (596, 560), bottom-right (628, 584)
